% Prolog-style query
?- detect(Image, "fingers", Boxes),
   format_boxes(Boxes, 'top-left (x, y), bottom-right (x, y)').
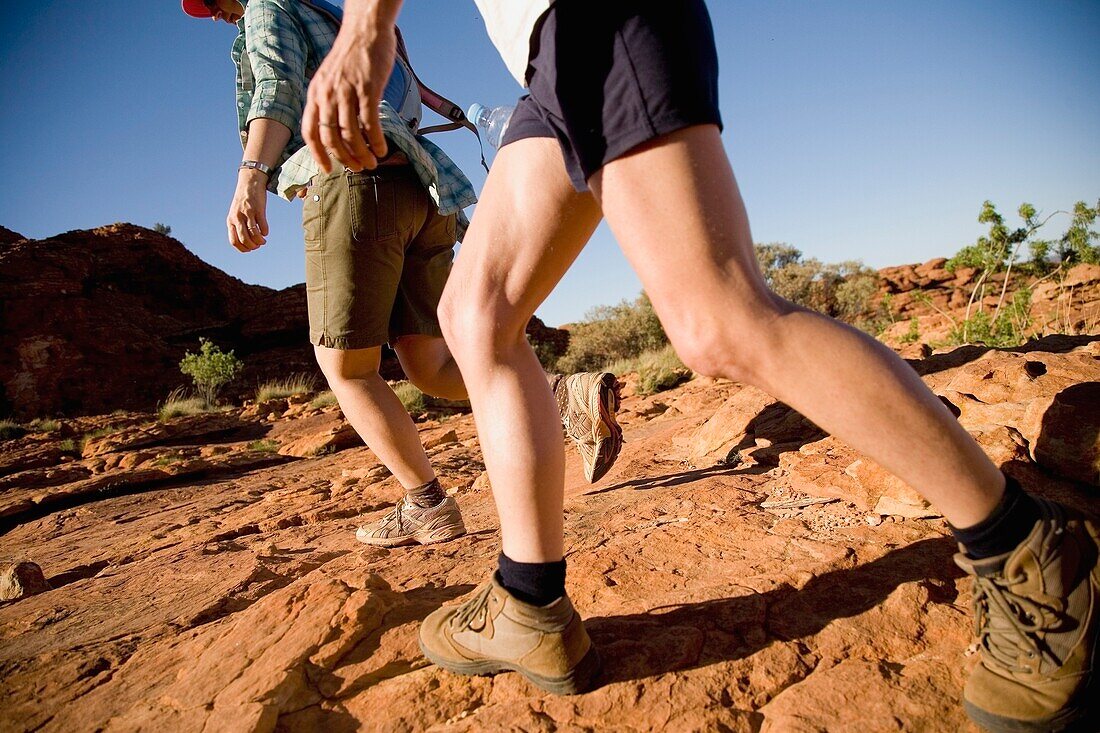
top-left (226, 212), bottom-right (267, 252)
top-left (339, 88), bottom-right (376, 171)
top-left (256, 208), bottom-right (270, 238)
top-left (303, 87), bottom-right (330, 174)
top-left (359, 96), bottom-right (388, 162)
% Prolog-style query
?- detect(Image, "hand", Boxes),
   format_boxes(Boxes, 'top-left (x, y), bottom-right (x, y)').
top-left (302, 16), bottom-right (395, 173)
top-left (227, 169), bottom-right (270, 252)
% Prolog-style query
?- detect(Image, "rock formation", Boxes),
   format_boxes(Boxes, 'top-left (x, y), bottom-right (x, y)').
top-left (0, 224), bottom-right (566, 419)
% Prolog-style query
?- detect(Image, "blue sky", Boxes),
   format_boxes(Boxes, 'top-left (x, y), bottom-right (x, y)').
top-left (2, 1), bottom-right (1097, 326)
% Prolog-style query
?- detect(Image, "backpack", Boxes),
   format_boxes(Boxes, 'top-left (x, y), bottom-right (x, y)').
top-left (300, 0), bottom-right (486, 169)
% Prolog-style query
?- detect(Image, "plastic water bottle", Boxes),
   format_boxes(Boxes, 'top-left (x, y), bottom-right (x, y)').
top-left (468, 103), bottom-right (515, 149)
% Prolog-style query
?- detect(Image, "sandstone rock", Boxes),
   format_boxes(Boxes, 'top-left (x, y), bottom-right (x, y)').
top-left (82, 413), bottom-right (247, 458)
top-left (1022, 382), bottom-right (1100, 485)
top-left (0, 561), bottom-right (51, 601)
top-left (424, 429), bottom-right (459, 450)
top-left (277, 421), bottom-right (361, 458)
top-left (680, 386), bottom-right (777, 461)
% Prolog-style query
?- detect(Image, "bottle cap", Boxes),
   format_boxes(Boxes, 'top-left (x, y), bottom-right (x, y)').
top-left (467, 103), bottom-right (486, 125)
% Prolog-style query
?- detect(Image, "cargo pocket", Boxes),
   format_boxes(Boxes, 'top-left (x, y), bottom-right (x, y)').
top-left (302, 178), bottom-right (324, 250)
top-left (348, 173), bottom-right (398, 241)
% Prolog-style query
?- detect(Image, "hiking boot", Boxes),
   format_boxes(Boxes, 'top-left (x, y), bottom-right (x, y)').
top-left (418, 573), bottom-right (601, 695)
top-left (554, 372), bottom-right (623, 483)
top-left (955, 498), bottom-right (1099, 733)
top-left (355, 496), bottom-right (467, 547)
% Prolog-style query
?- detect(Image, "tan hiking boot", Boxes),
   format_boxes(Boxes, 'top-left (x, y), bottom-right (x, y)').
top-left (418, 573), bottom-right (601, 694)
top-left (554, 372), bottom-right (623, 483)
top-left (355, 497), bottom-right (467, 547)
top-left (955, 498), bottom-right (1099, 733)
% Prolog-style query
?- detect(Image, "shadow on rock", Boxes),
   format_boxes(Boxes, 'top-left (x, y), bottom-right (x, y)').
top-left (585, 463), bottom-right (758, 496)
top-left (585, 537), bottom-right (962, 687)
top-left (1035, 381), bottom-right (1100, 487)
top-left (910, 334), bottom-right (1099, 377)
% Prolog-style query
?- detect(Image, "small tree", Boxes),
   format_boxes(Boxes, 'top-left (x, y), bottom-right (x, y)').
top-left (153, 222), bottom-right (172, 235)
top-left (1056, 200), bottom-right (1100, 265)
top-left (179, 338), bottom-right (243, 407)
top-left (945, 199), bottom-right (1096, 344)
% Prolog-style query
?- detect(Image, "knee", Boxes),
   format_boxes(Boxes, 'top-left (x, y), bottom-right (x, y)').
top-left (314, 349), bottom-right (378, 387)
top-left (664, 303), bottom-right (784, 384)
top-left (438, 288), bottom-right (527, 360)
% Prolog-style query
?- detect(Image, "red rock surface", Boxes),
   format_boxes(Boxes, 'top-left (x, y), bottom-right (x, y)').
top-left (0, 338), bottom-right (1096, 731)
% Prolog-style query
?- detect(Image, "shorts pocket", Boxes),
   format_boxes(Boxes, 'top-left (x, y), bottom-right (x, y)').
top-left (302, 180), bottom-right (324, 250)
top-left (348, 174), bottom-right (398, 241)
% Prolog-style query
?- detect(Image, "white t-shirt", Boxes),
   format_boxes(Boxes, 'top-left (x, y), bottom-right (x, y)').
top-left (472, 0), bottom-right (553, 86)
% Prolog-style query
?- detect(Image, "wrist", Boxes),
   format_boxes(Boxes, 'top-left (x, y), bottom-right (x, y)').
top-left (343, 0), bottom-right (401, 34)
top-left (238, 167), bottom-right (269, 184)
top-left (239, 159), bottom-right (273, 178)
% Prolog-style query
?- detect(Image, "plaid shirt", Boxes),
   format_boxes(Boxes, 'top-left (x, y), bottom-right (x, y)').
top-left (232, 0), bottom-right (476, 222)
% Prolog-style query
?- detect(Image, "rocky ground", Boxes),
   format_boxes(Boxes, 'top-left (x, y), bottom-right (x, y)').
top-left (1, 336), bottom-right (1098, 732)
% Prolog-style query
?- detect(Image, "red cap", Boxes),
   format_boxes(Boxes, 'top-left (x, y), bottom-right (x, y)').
top-left (181, 0), bottom-right (213, 18)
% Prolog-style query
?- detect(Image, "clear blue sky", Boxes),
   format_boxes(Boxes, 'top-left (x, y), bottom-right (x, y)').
top-left (2, 1), bottom-right (1097, 326)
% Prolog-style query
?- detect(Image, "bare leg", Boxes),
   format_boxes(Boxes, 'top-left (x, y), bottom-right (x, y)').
top-left (392, 334), bottom-right (467, 400)
top-left (590, 126), bottom-right (1004, 527)
top-left (314, 344), bottom-right (435, 489)
top-left (438, 138), bottom-right (603, 562)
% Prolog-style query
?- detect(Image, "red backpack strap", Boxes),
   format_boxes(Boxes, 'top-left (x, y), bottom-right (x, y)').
top-left (394, 26), bottom-right (488, 171)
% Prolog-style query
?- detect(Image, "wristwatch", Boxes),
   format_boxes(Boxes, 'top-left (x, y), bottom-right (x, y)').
top-left (239, 160), bottom-right (273, 178)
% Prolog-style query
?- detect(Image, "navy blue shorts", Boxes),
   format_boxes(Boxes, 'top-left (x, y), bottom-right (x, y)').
top-left (500, 0), bottom-right (723, 191)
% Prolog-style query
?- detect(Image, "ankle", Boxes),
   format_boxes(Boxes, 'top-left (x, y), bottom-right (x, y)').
top-left (405, 477), bottom-right (446, 508)
top-left (950, 475), bottom-right (1041, 560)
top-left (497, 552), bottom-right (566, 606)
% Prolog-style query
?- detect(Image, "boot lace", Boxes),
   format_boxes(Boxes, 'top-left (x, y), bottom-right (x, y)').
top-left (450, 582), bottom-right (495, 632)
top-left (972, 572), bottom-right (1062, 673)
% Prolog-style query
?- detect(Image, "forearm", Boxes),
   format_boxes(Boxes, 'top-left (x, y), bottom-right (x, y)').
top-left (243, 117), bottom-right (293, 169)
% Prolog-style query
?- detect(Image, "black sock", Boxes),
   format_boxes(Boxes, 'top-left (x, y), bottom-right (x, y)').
top-left (496, 552), bottom-right (566, 606)
top-left (405, 478), bottom-right (446, 508)
top-left (949, 475), bottom-right (1041, 560)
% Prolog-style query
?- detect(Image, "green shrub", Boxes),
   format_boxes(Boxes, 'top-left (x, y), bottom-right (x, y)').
top-left (0, 420), bottom-right (26, 441)
top-left (310, 390), bottom-right (338, 409)
top-left (392, 381), bottom-right (425, 414)
top-left (557, 293), bottom-right (668, 373)
top-left (179, 338), bottom-right (243, 407)
top-left (1057, 200), bottom-right (1100, 264)
top-left (899, 317), bottom-right (921, 344)
top-left (606, 345), bottom-right (692, 396)
top-left (247, 439), bottom-right (279, 453)
top-left (158, 388), bottom-right (209, 421)
top-left (528, 334), bottom-right (563, 372)
top-left (27, 418), bottom-right (61, 433)
top-left (255, 373), bottom-right (317, 403)
top-left (755, 243), bottom-right (879, 322)
top-left (58, 438), bottom-right (78, 453)
top-left (948, 287), bottom-right (1033, 348)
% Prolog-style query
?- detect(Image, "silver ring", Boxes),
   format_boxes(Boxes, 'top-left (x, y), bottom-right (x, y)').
top-left (320, 122), bottom-right (341, 128)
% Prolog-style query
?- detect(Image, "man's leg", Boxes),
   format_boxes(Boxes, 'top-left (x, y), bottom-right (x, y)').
top-left (589, 125), bottom-right (1006, 528)
top-left (315, 344), bottom-right (436, 489)
top-left (391, 334), bottom-right (466, 400)
top-left (314, 344), bottom-right (466, 546)
top-left (437, 137), bottom-right (603, 561)
top-left (418, 136), bottom-right (605, 694)
top-left (590, 125), bottom-right (1097, 730)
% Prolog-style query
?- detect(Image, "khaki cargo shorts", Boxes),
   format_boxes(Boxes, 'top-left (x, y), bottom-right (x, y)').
top-left (301, 165), bottom-right (457, 350)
